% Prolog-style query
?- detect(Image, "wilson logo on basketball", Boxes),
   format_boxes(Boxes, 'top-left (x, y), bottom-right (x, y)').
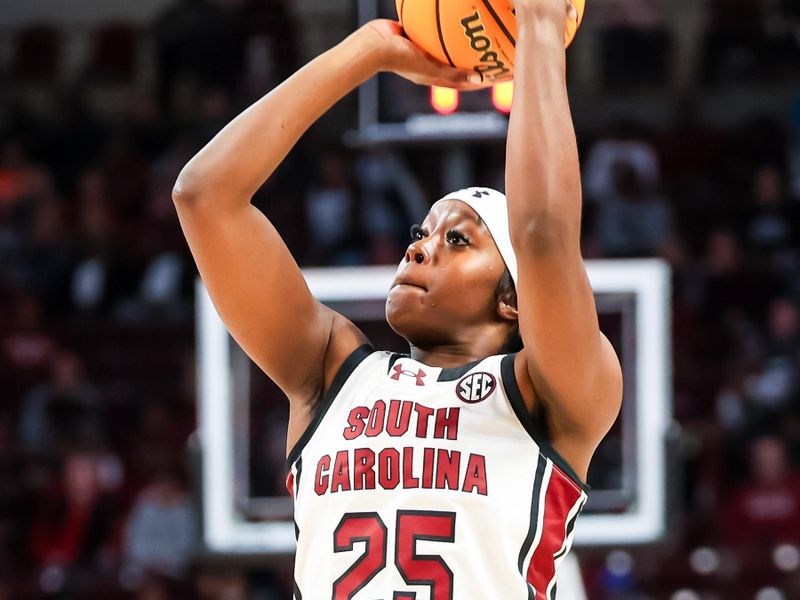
top-left (460, 11), bottom-right (511, 82)
top-left (456, 372), bottom-right (496, 403)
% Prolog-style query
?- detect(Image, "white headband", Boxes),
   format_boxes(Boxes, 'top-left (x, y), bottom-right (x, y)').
top-left (431, 187), bottom-right (518, 287)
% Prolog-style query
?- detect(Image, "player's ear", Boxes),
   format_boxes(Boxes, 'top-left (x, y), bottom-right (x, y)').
top-left (496, 298), bottom-right (518, 323)
top-left (495, 268), bottom-right (518, 322)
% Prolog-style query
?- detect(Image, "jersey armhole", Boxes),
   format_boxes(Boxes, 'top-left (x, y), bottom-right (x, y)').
top-left (500, 353), bottom-right (592, 493)
top-left (286, 343), bottom-right (374, 469)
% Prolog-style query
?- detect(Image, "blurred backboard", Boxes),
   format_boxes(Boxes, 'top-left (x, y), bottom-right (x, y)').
top-left (196, 259), bottom-right (673, 555)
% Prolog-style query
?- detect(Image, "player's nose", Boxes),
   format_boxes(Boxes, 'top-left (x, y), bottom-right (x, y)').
top-left (405, 239), bottom-right (430, 265)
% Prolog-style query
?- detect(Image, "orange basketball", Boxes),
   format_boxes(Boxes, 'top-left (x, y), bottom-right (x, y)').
top-left (395, 0), bottom-right (586, 82)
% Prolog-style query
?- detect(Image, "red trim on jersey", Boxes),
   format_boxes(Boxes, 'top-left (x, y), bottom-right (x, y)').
top-left (286, 471), bottom-right (294, 498)
top-left (526, 468), bottom-right (583, 597)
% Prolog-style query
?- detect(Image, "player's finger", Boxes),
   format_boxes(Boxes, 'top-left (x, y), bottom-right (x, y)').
top-left (425, 72), bottom-right (490, 89)
top-left (399, 40), bottom-right (478, 84)
top-left (420, 56), bottom-right (482, 86)
top-left (431, 79), bottom-right (488, 91)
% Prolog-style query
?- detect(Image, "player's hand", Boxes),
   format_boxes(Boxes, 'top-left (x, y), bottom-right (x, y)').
top-left (359, 19), bottom-right (489, 91)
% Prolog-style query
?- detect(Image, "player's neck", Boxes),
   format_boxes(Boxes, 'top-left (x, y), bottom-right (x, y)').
top-left (408, 339), bottom-right (502, 369)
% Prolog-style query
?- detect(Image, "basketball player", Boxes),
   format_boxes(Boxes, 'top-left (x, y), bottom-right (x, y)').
top-left (173, 0), bottom-right (621, 597)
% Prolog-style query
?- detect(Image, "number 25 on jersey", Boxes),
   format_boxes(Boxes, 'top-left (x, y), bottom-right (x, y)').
top-left (332, 510), bottom-right (456, 600)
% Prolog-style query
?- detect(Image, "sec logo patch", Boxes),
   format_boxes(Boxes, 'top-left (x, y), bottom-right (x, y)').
top-left (456, 372), bottom-right (496, 404)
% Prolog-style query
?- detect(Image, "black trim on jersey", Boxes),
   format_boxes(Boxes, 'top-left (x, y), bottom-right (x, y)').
top-left (293, 578), bottom-right (303, 600)
top-left (293, 521), bottom-right (302, 597)
top-left (294, 456), bottom-right (303, 501)
top-left (436, 357), bottom-right (483, 382)
top-left (518, 453), bottom-right (547, 600)
top-left (387, 353), bottom-right (485, 382)
top-left (500, 354), bottom-right (592, 492)
top-left (286, 344), bottom-right (374, 469)
top-left (387, 352), bottom-right (406, 374)
top-left (553, 501), bottom-right (582, 560)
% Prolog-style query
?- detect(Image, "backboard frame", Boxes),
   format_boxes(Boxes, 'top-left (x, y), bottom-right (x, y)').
top-left (196, 259), bottom-right (672, 554)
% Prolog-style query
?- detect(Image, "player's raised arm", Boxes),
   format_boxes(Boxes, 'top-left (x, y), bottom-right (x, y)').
top-left (172, 21), bottom-right (480, 401)
top-left (506, 1), bottom-right (622, 442)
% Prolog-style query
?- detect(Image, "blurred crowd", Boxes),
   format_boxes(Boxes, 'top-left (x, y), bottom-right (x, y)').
top-left (1, 0), bottom-right (799, 598)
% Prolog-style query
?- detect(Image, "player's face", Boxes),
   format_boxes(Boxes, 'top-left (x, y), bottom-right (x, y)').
top-left (386, 199), bottom-right (507, 348)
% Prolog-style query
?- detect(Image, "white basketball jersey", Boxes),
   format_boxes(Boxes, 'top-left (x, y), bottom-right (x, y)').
top-left (287, 345), bottom-right (591, 600)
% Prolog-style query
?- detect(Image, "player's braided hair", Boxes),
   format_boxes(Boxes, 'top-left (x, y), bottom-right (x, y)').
top-left (495, 268), bottom-right (523, 354)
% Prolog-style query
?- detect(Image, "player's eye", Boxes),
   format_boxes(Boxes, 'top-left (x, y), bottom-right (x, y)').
top-left (446, 229), bottom-right (470, 246)
top-left (410, 224), bottom-right (426, 241)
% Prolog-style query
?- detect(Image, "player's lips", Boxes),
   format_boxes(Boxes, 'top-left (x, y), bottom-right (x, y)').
top-left (392, 278), bottom-right (428, 291)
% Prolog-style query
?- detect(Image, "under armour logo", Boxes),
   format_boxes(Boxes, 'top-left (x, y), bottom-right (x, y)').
top-left (472, 189), bottom-right (491, 198)
top-left (390, 363), bottom-right (427, 386)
